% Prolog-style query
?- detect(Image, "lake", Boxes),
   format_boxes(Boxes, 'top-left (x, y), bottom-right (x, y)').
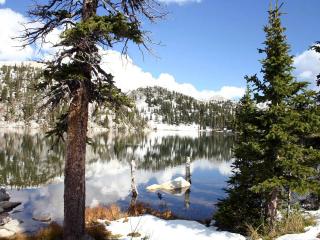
top-left (0, 130), bottom-right (234, 233)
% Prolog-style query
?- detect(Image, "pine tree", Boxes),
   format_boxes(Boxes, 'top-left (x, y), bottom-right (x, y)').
top-left (20, 1), bottom-right (163, 239)
top-left (214, 85), bottom-right (264, 234)
top-left (249, 2), bottom-right (320, 226)
top-left (214, 2), bottom-right (320, 233)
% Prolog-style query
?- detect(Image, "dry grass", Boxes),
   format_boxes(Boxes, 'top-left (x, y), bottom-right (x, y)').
top-left (0, 202), bottom-right (175, 240)
top-left (246, 224), bottom-right (261, 240)
top-left (85, 204), bottom-right (125, 223)
top-left (86, 222), bottom-right (122, 240)
top-left (127, 202), bottom-right (175, 220)
top-left (247, 211), bottom-right (316, 240)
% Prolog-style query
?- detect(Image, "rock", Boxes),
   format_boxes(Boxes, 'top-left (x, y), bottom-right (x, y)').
top-left (0, 207), bottom-right (4, 214)
top-left (0, 219), bottom-right (21, 238)
top-left (0, 202), bottom-right (21, 212)
top-left (0, 228), bottom-right (15, 238)
top-left (0, 213), bottom-right (11, 226)
top-left (0, 189), bottom-right (10, 202)
top-left (32, 212), bottom-right (51, 222)
top-left (146, 177), bottom-right (191, 191)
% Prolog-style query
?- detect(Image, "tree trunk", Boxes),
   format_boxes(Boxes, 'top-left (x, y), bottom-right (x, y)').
top-left (130, 159), bottom-right (138, 198)
top-left (63, 83), bottom-right (89, 240)
top-left (267, 188), bottom-right (278, 227)
top-left (287, 188), bottom-right (291, 217)
top-left (63, 1), bottom-right (98, 239)
top-left (185, 156), bottom-right (191, 184)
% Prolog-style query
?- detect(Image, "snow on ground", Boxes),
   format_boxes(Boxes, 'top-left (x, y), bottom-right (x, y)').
top-left (105, 210), bottom-right (320, 240)
top-left (149, 122), bottom-right (208, 132)
top-left (276, 210), bottom-right (320, 240)
top-left (105, 215), bottom-right (246, 240)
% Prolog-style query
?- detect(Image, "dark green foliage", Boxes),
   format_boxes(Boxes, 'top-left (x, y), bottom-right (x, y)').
top-left (214, 87), bottom-right (264, 234)
top-left (0, 64), bottom-right (43, 123)
top-left (131, 86), bottom-right (236, 130)
top-left (214, 3), bottom-right (320, 234)
top-left (62, 13), bottom-right (144, 47)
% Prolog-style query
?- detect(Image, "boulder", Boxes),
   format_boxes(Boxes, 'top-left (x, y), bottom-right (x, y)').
top-left (0, 189), bottom-right (10, 202)
top-left (146, 177), bottom-right (191, 191)
top-left (0, 219), bottom-right (20, 238)
top-left (0, 202), bottom-right (21, 212)
top-left (32, 212), bottom-right (51, 222)
top-left (0, 213), bottom-right (11, 226)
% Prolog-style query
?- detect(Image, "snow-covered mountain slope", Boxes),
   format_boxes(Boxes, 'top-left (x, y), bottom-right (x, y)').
top-left (0, 64), bottom-right (237, 131)
top-left (130, 86), bottom-right (236, 131)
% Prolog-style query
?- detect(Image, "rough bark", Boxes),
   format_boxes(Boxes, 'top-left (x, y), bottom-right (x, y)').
top-left (286, 188), bottom-right (291, 217)
top-left (63, 83), bottom-right (89, 240)
top-left (267, 188), bottom-right (278, 227)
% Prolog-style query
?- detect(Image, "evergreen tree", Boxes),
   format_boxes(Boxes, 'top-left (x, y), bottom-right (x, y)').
top-left (214, 85), bottom-right (264, 234)
top-left (20, 1), bottom-right (163, 239)
top-left (214, 2), bottom-right (320, 233)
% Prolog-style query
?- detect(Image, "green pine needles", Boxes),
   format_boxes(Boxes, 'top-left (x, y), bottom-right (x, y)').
top-left (214, 2), bottom-right (320, 235)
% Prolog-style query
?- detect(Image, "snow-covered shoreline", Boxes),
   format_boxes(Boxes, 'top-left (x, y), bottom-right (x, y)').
top-left (104, 215), bottom-right (245, 240)
top-left (100, 211), bottom-right (320, 240)
top-left (0, 120), bottom-right (231, 135)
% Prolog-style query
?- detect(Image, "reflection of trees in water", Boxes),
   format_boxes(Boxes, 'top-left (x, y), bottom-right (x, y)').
top-left (139, 133), bottom-right (234, 171)
top-left (0, 131), bottom-right (234, 188)
top-left (92, 132), bottom-right (234, 171)
top-left (0, 133), bottom-right (65, 188)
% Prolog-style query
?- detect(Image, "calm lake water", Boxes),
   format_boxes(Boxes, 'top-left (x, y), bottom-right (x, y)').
top-left (0, 130), bottom-right (234, 232)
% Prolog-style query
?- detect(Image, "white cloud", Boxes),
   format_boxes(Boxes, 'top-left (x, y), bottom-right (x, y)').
top-left (0, 9), bottom-right (243, 100)
top-left (0, 8), bottom-right (34, 61)
top-left (101, 50), bottom-right (245, 100)
top-left (294, 49), bottom-right (320, 89)
top-left (159, 0), bottom-right (201, 5)
top-left (0, 0), bottom-right (5, 5)
top-left (0, 8), bottom-right (63, 61)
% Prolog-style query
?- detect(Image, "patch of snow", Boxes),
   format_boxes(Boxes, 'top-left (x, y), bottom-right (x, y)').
top-left (146, 177), bottom-right (191, 191)
top-left (105, 215), bottom-right (245, 240)
top-left (149, 122), bottom-right (209, 132)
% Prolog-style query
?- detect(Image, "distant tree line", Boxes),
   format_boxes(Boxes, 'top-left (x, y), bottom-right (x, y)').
top-left (131, 86), bottom-right (237, 130)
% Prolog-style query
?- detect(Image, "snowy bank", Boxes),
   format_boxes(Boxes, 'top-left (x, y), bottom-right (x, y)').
top-left (104, 215), bottom-right (245, 240)
top-left (104, 210), bottom-right (320, 240)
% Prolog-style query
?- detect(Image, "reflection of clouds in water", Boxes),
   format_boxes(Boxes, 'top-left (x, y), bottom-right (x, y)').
top-left (9, 157), bottom-right (232, 230)
top-left (191, 159), bottom-right (233, 176)
top-left (86, 158), bottom-right (232, 208)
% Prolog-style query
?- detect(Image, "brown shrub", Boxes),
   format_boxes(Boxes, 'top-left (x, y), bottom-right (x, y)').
top-left (85, 204), bottom-right (125, 223)
top-left (128, 202), bottom-right (175, 220)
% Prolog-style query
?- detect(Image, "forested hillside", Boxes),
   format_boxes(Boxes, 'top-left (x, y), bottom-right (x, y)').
top-left (0, 64), bottom-right (237, 131)
top-left (130, 87), bottom-right (236, 130)
top-left (0, 63), bottom-right (146, 130)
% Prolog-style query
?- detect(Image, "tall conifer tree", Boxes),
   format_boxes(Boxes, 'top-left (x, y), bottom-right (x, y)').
top-left (20, 1), bottom-right (164, 239)
top-left (214, 2), bottom-right (320, 234)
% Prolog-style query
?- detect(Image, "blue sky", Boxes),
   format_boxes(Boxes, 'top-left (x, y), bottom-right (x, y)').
top-left (0, 0), bottom-right (319, 99)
